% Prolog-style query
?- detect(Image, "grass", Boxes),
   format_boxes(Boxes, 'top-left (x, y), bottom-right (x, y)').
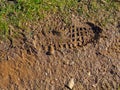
top-left (0, 0), bottom-right (119, 39)
top-left (77, 0), bottom-right (120, 26)
top-left (0, 0), bottom-right (78, 38)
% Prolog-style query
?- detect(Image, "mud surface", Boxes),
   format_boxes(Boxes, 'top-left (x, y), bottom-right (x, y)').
top-left (0, 15), bottom-right (120, 90)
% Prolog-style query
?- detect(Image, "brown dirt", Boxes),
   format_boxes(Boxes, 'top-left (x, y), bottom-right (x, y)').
top-left (0, 14), bottom-right (120, 90)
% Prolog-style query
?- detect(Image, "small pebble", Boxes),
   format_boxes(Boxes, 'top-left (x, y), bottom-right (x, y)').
top-left (69, 61), bottom-right (75, 66)
top-left (88, 72), bottom-right (91, 76)
top-left (45, 72), bottom-right (48, 76)
top-left (50, 45), bottom-right (55, 54)
top-left (47, 45), bottom-right (55, 55)
top-left (67, 78), bottom-right (74, 90)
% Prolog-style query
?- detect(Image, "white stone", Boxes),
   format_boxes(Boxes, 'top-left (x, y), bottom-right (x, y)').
top-left (67, 78), bottom-right (74, 89)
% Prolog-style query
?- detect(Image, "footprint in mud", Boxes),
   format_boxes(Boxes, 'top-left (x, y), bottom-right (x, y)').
top-left (45, 22), bottom-right (102, 55)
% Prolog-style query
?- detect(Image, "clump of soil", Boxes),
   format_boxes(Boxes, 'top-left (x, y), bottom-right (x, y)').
top-left (0, 14), bottom-right (120, 90)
